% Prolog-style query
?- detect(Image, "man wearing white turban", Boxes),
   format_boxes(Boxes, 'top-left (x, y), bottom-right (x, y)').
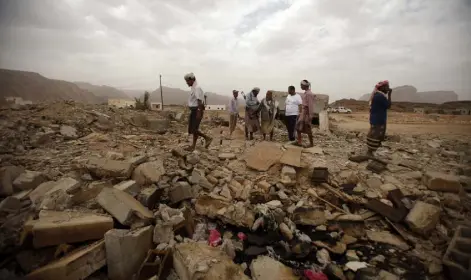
top-left (184, 73), bottom-right (212, 151)
top-left (241, 87), bottom-right (261, 140)
top-left (294, 79), bottom-right (315, 147)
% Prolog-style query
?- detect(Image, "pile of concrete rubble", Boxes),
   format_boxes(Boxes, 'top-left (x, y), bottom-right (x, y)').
top-left (0, 101), bottom-right (470, 280)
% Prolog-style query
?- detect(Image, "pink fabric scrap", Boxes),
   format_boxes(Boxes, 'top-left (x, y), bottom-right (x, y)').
top-left (304, 270), bottom-right (328, 280)
top-left (208, 229), bottom-right (222, 247)
top-left (237, 232), bottom-right (247, 241)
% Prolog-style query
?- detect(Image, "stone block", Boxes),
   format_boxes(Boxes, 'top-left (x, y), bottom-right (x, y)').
top-left (105, 226), bottom-right (153, 280)
top-left (251, 255), bottom-right (298, 280)
top-left (26, 240), bottom-right (106, 280)
top-left (31, 210), bottom-right (113, 248)
top-left (132, 160), bottom-right (165, 185)
top-left (0, 165), bottom-right (25, 196)
top-left (114, 180), bottom-right (140, 196)
top-left (39, 177), bottom-right (80, 211)
top-left (153, 223), bottom-right (174, 244)
top-left (173, 242), bottom-right (249, 280)
top-left (189, 168), bottom-right (214, 191)
top-left (293, 207), bottom-right (326, 226)
top-left (137, 185), bottom-right (161, 209)
top-left (195, 195), bottom-right (255, 228)
top-left (85, 157), bottom-right (134, 179)
top-left (97, 187), bottom-right (153, 226)
top-left (281, 166), bottom-right (296, 181)
top-left (29, 181), bottom-right (56, 205)
top-left (169, 182), bottom-right (194, 204)
top-left (0, 196), bottom-right (21, 212)
top-left (405, 201), bottom-right (441, 235)
top-left (13, 170), bottom-right (47, 191)
top-left (423, 171), bottom-right (462, 193)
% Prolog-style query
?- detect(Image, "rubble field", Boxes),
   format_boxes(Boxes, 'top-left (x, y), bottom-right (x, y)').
top-left (1, 101), bottom-right (470, 280)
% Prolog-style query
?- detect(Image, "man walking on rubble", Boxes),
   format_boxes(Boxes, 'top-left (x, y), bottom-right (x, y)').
top-left (294, 80), bottom-right (315, 148)
top-left (228, 90), bottom-right (239, 139)
top-left (241, 87), bottom-right (261, 140)
top-left (184, 72), bottom-right (212, 151)
top-left (260, 90), bottom-right (278, 141)
top-left (366, 80), bottom-right (392, 156)
top-left (285, 85), bottom-right (302, 142)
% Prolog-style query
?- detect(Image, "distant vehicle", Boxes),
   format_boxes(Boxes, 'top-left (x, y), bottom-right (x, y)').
top-left (331, 107), bottom-right (352, 114)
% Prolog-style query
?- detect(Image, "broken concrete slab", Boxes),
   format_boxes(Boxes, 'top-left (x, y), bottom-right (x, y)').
top-left (245, 142), bottom-right (283, 171)
top-left (29, 181), bottom-right (56, 205)
top-left (85, 157), bottom-right (134, 179)
top-left (366, 230), bottom-right (410, 251)
top-left (281, 165), bottom-right (296, 181)
top-left (113, 180), bottom-right (140, 196)
top-left (59, 125), bottom-right (78, 140)
top-left (405, 201), bottom-right (441, 235)
top-left (250, 255), bottom-right (298, 280)
top-left (31, 210), bottom-right (113, 248)
top-left (105, 226), bottom-right (153, 280)
top-left (169, 182), bottom-right (194, 204)
top-left (39, 177), bottom-right (80, 211)
top-left (132, 160), bottom-right (165, 185)
top-left (195, 195), bottom-right (255, 228)
top-left (97, 187), bottom-right (153, 226)
top-left (153, 223), bottom-right (174, 244)
top-left (137, 185), bottom-right (161, 209)
top-left (26, 240), bottom-right (106, 280)
top-left (173, 242), bottom-right (249, 280)
top-left (423, 171), bottom-right (462, 193)
top-left (0, 165), bottom-right (25, 196)
top-left (0, 196), bottom-right (21, 212)
top-left (12, 170), bottom-right (47, 191)
top-left (293, 207), bottom-right (327, 226)
top-left (189, 168), bottom-right (214, 191)
top-left (280, 146), bottom-right (303, 168)
top-left (303, 146), bottom-right (323, 155)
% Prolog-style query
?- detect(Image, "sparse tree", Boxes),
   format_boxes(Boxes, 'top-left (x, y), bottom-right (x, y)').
top-left (134, 91), bottom-right (151, 110)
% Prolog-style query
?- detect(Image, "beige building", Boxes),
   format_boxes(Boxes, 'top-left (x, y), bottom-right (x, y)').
top-left (108, 99), bottom-right (135, 108)
top-left (150, 102), bottom-right (162, 110)
top-left (5, 96), bottom-right (33, 105)
top-left (206, 105), bottom-right (226, 111)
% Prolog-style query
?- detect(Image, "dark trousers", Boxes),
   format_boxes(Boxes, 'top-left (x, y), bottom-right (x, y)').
top-left (285, 115), bottom-right (297, 141)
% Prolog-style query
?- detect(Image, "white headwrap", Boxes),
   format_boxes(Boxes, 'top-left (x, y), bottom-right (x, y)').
top-left (252, 87), bottom-right (260, 92)
top-left (301, 80), bottom-right (310, 87)
top-left (184, 72), bottom-right (195, 80)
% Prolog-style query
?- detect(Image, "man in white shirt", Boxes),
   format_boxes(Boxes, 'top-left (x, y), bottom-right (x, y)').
top-left (228, 90), bottom-right (239, 138)
top-left (184, 72), bottom-right (212, 151)
top-left (284, 85), bottom-right (302, 141)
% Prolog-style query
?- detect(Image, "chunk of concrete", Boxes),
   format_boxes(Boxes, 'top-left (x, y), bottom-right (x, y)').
top-left (366, 231), bottom-right (410, 251)
top-left (114, 180), bottom-right (140, 196)
top-left (293, 207), bottom-right (326, 226)
top-left (0, 165), bottom-right (25, 196)
top-left (405, 201), bottom-right (441, 235)
top-left (153, 223), bottom-right (174, 244)
top-left (60, 125), bottom-right (78, 140)
top-left (195, 195), bottom-right (255, 228)
top-left (132, 160), bottom-right (165, 185)
top-left (169, 182), bottom-right (194, 204)
top-left (173, 242), bottom-right (249, 280)
top-left (423, 171), bottom-right (462, 193)
top-left (105, 226), bottom-right (153, 280)
top-left (189, 168), bottom-right (214, 191)
top-left (31, 210), bottom-right (113, 248)
top-left (39, 177), bottom-right (80, 211)
top-left (85, 157), bottom-right (134, 179)
top-left (250, 255), bottom-right (298, 280)
top-left (13, 170), bottom-right (47, 191)
top-left (29, 181), bottom-right (56, 205)
top-left (137, 185), bottom-right (161, 209)
top-left (281, 165), bottom-right (296, 181)
top-left (26, 240), bottom-right (106, 280)
top-left (97, 187), bottom-right (153, 226)
top-left (0, 196), bottom-right (21, 212)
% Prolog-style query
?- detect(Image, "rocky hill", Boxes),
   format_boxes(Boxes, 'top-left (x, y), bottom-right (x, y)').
top-left (359, 85), bottom-right (459, 104)
top-left (0, 69), bottom-right (103, 104)
top-left (75, 82), bottom-right (130, 100)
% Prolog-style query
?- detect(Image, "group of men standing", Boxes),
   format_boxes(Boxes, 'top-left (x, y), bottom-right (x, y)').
top-left (228, 79), bottom-right (316, 148)
top-left (184, 72), bottom-right (392, 156)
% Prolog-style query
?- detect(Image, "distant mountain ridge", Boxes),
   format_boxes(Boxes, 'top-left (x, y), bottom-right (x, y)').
top-left (358, 85), bottom-right (458, 104)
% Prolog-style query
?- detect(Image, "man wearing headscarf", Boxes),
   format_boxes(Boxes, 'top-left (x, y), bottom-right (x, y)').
top-left (242, 87), bottom-right (261, 140)
top-left (366, 80), bottom-right (392, 155)
top-left (260, 90), bottom-right (279, 141)
top-left (295, 80), bottom-right (315, 147)
top-left (228, 90), bottom-right (239, 138)
top-left (184, 72), bottom-right (212, 151)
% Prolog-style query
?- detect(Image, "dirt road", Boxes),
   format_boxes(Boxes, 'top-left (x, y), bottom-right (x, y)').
top-left (332, 112), bottom-right (471, 138)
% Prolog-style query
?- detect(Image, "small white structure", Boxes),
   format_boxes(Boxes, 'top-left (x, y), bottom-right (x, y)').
top-left (206, 105), bottom-right (226, 111)
top-left (5, 96), bottom-right (33, 105)
top-left (150, 102), bottom-right (162, 110)
top-left (108, 99), bottom-right (135, 108)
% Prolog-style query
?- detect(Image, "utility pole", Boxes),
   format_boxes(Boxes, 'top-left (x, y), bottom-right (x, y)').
top-left (159, 74), bottom-right (164, 110)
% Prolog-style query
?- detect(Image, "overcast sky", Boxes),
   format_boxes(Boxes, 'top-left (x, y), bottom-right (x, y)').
top-left (0, 0), bottom-right (470, 101)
